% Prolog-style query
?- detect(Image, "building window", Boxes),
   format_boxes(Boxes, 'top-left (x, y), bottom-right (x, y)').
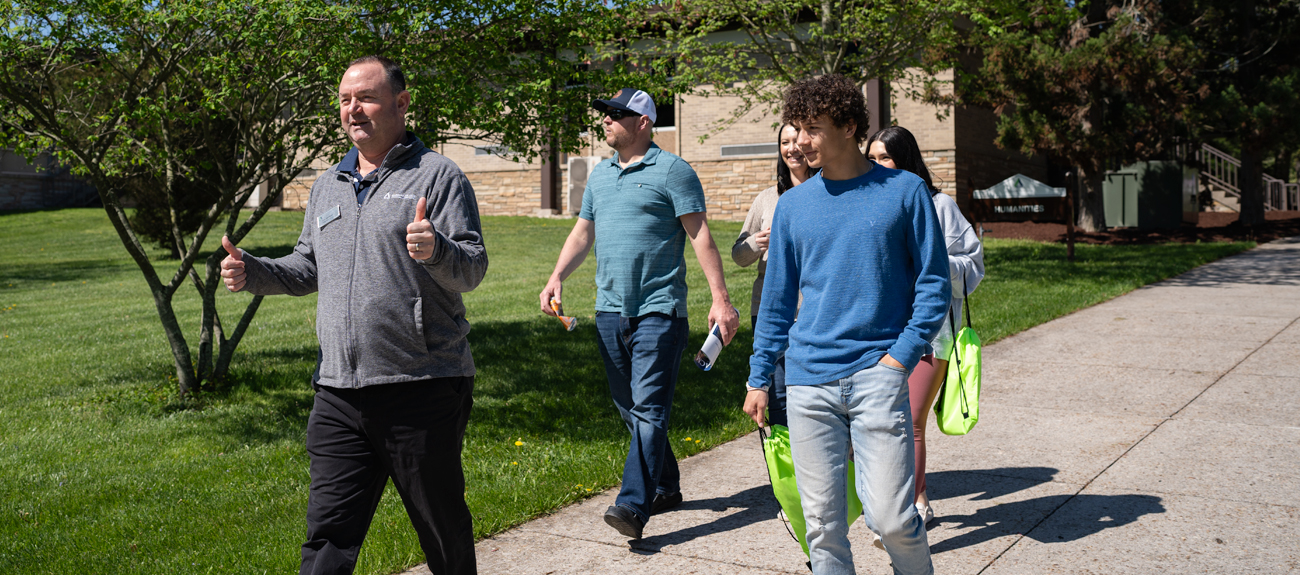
top-left (475, 145), bottom-right (515, 157)
top-left (720, 143), bottom-right (778, 157)
top-left (654, 95), bottom-right (675, 129)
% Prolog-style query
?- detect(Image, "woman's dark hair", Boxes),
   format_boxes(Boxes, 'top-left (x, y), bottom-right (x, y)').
top-left (867, 126), bottom-right (938, 194)
top-left (775, 123), bottom-right (821, 194)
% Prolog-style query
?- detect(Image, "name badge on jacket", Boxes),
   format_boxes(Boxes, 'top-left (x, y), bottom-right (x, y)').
top-left (317, 205), bottom-right (341, 230)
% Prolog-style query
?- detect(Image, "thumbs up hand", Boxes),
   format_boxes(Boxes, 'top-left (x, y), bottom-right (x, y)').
top-left (406, 196), bottom-right (434, 261)
top-left (219, 235), bottom-right (247, 292)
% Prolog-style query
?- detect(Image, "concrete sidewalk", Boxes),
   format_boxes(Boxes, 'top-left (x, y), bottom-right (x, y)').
top-left (409, 237), bottom-right (1300, 574)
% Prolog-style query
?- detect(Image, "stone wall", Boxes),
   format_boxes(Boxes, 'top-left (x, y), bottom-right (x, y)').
top-left (465, 158), bottom-right (775, 221)
top-left (694, 158), bottom-right (777, 222)
top-left (469, 168), bottom-right (543, 217)
top-left (281, 177), bottom-right (314, 211)
top-left (923, 149), bottom-right (958, 197)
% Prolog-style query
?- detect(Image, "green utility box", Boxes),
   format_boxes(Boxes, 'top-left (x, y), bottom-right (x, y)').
top-left (1103, 161), bottom-right (1196, 230)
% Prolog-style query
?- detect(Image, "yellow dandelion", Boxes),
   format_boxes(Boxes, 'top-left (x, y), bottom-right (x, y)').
top-left (695, 440), bottom-right (701, 444)
top-left (586, 488), bottom-right (592, 492)
top-left (514, 440), bottom-right (523, 446)
top-left (511, 461), bottom-right (519, 465)
top-left (683, 437), bottom-right (692, 441)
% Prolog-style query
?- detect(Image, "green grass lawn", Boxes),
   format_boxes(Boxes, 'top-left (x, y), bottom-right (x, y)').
top-left (0, 208), bottom-right (1252, 574)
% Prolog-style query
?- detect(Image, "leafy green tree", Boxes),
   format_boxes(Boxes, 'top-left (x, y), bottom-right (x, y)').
top-left (361, 0), bottom-right (653, 158)
top-left (951, 0), bottom-right (1199, 235)
top-left (0, 0), bottom-right (638, 397)
top-left (1173, 0), bottom-right (1300, 226)
top-left (631, 0), bottom-right (962, 133)
top-left (0, 0), bottom-right (354, 396)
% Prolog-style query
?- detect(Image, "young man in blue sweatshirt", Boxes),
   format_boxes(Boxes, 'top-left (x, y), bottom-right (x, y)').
top-left (743, 75), bottom-right (949, 575)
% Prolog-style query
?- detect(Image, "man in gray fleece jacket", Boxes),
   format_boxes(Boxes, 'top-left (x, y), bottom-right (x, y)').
top-left (220, 56), bottom-right (486, 575)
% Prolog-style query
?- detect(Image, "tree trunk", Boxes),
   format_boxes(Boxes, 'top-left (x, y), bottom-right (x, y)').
top-left (1065, 170), bottom-right (1077, 262)
top-left (149, 287), bottom-right (199, 396)
top-left (1238, 147), bottom-right (1266, 226)
top-left (1076, 166), bottom-right (1108, 232)
top-left (91, 179), bottom-right (199, 397)
top-left (195, 251), bottom-right (228, 384)
top-left (213, 295), bottom-right (265, 381)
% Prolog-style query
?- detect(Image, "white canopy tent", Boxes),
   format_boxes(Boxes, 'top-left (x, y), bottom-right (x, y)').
top-left (973, 174), bottom-right (1066, 199)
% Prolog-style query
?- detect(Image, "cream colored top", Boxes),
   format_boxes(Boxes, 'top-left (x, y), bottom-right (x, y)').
top-left (731, 185), bottom-right (780, 315)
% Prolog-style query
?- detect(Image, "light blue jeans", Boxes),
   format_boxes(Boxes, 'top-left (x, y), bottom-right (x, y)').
top-left (787, 362), bottom-right (933, 575)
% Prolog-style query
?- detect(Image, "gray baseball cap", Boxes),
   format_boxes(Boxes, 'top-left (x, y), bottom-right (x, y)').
top-left (592, 88), bottom-right (657, 124)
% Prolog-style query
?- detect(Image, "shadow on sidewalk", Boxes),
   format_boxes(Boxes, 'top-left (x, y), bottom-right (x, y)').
top-left (928, 467), bottom-right (1059, 501)
top-left (930, 493), bottom-right (1165, 554)
top-left (630, 485), bottom-right (779, 554)
top-left (926, 467), bottom-right (1164, 553)
top-left (1157, 246), bottom-right (1300, 287)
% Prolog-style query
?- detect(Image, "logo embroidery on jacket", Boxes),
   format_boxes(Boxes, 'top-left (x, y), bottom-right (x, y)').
top-left (383, 193), bottom-right (420, 200)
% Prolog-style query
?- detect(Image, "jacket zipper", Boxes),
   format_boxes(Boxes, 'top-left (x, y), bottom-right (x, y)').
top-left (342, 144), bottom-right (405, 387)
top-left (344, 177), bottom-right (362, 386)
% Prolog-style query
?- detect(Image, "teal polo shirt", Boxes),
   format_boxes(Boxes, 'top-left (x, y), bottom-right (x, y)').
top-left (579, 143), bottom-right (707, 318)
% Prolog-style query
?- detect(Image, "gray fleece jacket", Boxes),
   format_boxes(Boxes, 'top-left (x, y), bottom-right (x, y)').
top-left (242, 134), bottom-right (488, 388)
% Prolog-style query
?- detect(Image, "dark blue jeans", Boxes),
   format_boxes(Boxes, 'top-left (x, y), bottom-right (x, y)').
top-left (595, 311), bottom-right (689, 523)
top-left (752, 316), bottom-right (789, 427)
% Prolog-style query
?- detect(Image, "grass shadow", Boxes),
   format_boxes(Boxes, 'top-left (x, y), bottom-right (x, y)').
top-left (65, 342), bottom-right (317, 448)
top-left (466, 317), bottom-right (754, 443)
top-left (0, 259), bottom-right (136, 284)
top-left (983, 241), bottom-right (1247, 286)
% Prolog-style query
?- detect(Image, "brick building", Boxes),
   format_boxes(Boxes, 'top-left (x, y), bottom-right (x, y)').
top-left (4, 76), bottom-right (1049, 222)
top-left (438, 72), bottom-right (1050, 221)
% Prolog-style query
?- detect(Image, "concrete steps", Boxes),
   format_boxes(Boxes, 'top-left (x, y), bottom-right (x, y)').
top-left (1209, 185), bottom-right (1240, 213)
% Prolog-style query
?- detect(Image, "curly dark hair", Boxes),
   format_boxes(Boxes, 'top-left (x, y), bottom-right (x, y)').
top-left (780, 74), bottom-right (870, 144)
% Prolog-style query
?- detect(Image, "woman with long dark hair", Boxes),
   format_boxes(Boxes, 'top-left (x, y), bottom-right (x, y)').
top-left (732, 123), bottom-right (820, 426)
top-left (867, 125), bottom-right (984, 529)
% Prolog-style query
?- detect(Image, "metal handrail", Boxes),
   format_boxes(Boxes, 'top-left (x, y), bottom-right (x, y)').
top-left (1191, 143), bottom-right (1294, 211)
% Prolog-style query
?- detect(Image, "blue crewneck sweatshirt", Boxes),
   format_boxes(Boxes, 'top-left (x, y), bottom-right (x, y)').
top-left (747, 164), bottom-right (951, 389)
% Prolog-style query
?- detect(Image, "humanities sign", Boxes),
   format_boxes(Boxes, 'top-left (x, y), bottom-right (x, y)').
top-left (971, 174), bottom-right (1068, 222)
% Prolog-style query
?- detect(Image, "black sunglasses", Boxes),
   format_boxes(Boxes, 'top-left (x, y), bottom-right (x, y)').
top-left (604, 108), bottom-right (640, 121)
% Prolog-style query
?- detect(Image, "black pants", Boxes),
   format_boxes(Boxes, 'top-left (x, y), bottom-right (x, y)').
top-left (300, 377), bottom-right (476, 575)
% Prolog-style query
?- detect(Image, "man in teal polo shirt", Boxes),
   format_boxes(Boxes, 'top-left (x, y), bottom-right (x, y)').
top-left (539, 88), bottom-right (740, 540)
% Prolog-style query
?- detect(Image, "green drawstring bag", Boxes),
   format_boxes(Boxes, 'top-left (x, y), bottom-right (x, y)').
top-left (761, 424), bottom-right (862, 556)
top-left (935, 278), bottom-right (981, 436)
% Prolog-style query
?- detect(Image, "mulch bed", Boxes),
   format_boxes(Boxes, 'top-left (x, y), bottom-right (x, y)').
top-left (980, 211), bottom-right (1300, 245)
